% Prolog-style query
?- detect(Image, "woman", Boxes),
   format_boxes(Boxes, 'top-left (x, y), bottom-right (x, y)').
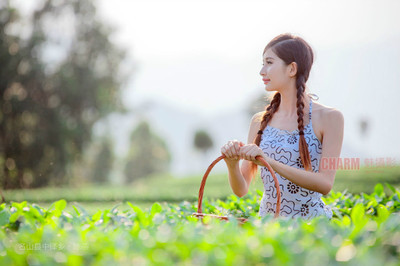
top-left (221, 33), bottom-right (344, 220)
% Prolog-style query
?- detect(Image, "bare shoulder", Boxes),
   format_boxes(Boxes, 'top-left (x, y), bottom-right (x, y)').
top-left (313, 101), bottom-right (344, 134)
top-left (251, 111), bottom-right (265, 123)
top-left (250, 111), bottom-right (265, 131)
top-left (319, 103), bottom-right (343, 122)
top-left (247, 111), bottom-right (265, 143)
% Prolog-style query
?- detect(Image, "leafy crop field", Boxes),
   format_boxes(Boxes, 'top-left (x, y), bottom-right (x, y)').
top-left (4, 165), bottom-right (400, 216)
top-left (1, 183), bottom-right (400, 265)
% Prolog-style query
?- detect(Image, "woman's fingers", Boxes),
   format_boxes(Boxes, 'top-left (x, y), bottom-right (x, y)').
top-left (239, 145), bottom-right (250, 160)
top-left (228, 142), bottom-right (235, 157)
top-left (223, 142), bottom-right (235, 158)
top-left (234, 142), bottom-right (242, 160)
top-left (221, 144), bottom-right (231, 157)
top-left (221, 140), bottom-right (248, 161)
top-left (240, 146), bottom-right (262, 161)
top-left (250, 150), bottom-right (259, 160)
top-left (233, 142), bottom-right (239, 154)
top-left (232, 141), bottom-right (240, 156)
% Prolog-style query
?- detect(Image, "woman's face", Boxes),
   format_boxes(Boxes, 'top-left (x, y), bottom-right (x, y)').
top-left (259, 48), bottom-right (291, 92)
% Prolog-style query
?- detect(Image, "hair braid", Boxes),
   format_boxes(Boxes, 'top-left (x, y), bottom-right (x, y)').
top-left (296, 75), bottom-right (312, 171)
top-left (248, 92), bottom-right (281, 177)
top-left (254, 92), bottom-right (281, 145)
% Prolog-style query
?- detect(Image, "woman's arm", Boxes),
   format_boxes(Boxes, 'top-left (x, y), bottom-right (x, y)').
top-left (240, 112), bottom-right (263, 193)
top-left (226, 112), bottom-right (263, 197)
top-left (226, 161), bottom-right (248, 197)
top-left (262, 109), bottom-right (344, 195)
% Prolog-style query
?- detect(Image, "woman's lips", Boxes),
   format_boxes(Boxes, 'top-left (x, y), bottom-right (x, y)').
top-left (263, 79), bottom-right (270, 84)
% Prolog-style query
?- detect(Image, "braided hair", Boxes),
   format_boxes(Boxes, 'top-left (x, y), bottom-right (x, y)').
top-left (250, 33), bottom-right (314, 178)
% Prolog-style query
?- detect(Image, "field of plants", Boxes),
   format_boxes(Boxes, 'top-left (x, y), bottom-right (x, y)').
top-left (1, 181), bottom-right (400, 265)
top-left (4, 165), bottom-right (400, 215)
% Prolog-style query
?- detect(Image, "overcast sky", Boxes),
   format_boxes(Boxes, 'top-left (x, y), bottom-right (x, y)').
top-left (94, 0), bottom-right (400, 161)
top-left (14, 0), bottom-right (400, 167)
top-left (96, 0), bottom-right (399, 113)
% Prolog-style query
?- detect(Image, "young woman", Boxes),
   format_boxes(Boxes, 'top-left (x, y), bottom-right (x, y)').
top-left (221, 33), bottom-right (344, 220)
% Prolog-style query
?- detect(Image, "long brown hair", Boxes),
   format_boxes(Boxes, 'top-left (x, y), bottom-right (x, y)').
top-left (250, 33), bottom-right (314, 177)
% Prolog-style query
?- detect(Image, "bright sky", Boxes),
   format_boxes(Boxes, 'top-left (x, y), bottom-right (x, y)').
top-left (97, 0), bottom-right (400, 115)
top-left (15, 0), bottom-right (400, 167)
top-left (95, 0), bottom-right (400, 162)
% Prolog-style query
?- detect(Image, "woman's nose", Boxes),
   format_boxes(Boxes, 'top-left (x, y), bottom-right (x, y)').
top-left (260, 67), bottom-right (266, 76)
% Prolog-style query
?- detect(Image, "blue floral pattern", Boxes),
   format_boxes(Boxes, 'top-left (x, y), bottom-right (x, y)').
top-left (258, 97), bottom-right (333, 220)
top-left (287, 135), bottom-right (297, 144)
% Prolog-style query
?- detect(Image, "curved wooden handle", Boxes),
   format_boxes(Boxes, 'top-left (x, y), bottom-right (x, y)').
top-left (196, 154), bottom-right (281, 219)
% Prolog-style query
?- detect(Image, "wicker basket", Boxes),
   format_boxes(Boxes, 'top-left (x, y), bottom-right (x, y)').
top-left (191, 154), bottom-right (281, 224)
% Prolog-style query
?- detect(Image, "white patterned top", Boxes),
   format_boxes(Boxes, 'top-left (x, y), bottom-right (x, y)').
top-left (258, 95), bottom-right (333, 220)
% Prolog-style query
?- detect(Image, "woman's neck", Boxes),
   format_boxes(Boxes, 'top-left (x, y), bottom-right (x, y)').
top-left (277, 90), bottom-right (310, 118)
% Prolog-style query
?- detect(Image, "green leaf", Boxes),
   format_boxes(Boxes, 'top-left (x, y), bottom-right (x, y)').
top-left (342, 215), bottom-right (351, 227)
top-left (55, 199), bottom-right (67, 212)
top-left (71, 202), bottom-right (89, 217)
top-left (72, 205), bottom-right (80, 216)
top-left (349, 203), bottom-right (368, 240)
top-left (366, 198), bottom-right (378, 209)
top-left (350, 203), bottom-right (367, 228)
top-left (150, 202), bottom-right (163, 216)
top-left (9, 212), bottom-right (21, 223)
top-left (27, 205), bottom-right (44, 223)
top-left (31, 204), bottom-right (44, 216)
top-left (92, 210), bottom-right (102, 222)
top-left (127, 202), bottom-right (147, 225)
top-left (374, 183), bottom-right (384, 197)
top-left (0, 209), bottom-right (11, 226)
top-left (102, 209), bottom-right (110, 224)
top-left (126, 201), bottom-right (135, 210)
top-left (375, 204), bottom-right (390, 226)
top-left (384, 182), bottom-right (396, 193)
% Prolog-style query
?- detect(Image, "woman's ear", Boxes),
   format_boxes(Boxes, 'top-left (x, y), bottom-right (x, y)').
top-left (288, 62), bottom-right (297, 78)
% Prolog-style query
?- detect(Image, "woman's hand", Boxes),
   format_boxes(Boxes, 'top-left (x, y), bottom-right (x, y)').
top-left (239, 144), bottom-right (268, 166)
top-left (221, 140), bottom-right (245, 165)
